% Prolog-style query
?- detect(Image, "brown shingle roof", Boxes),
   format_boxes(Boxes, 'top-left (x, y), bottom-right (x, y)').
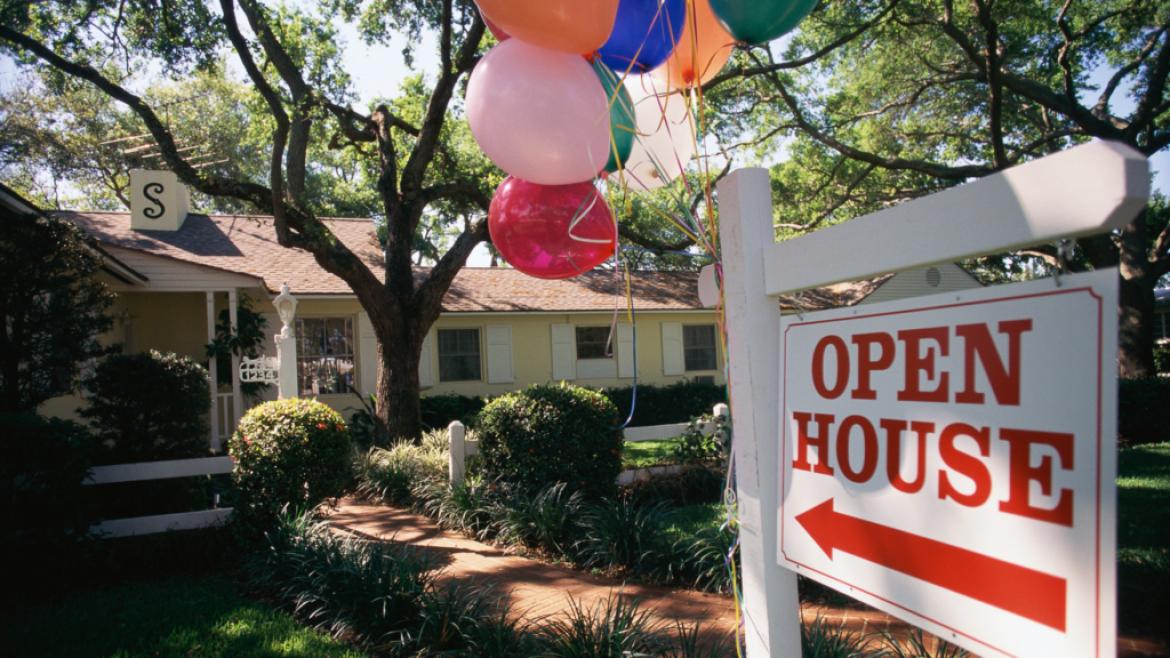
top-left (58, 211), bottom-right (707, 312)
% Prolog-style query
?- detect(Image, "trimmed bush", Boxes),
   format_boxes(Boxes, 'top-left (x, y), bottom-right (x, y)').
top-left (603, 381), bottom-right (727, 426)
top-left (1118, 378), bottom-right (1170, 444)
top-left (1, 412), bottom-right (91, 548)
top-left (82, 350), bottom-right (210, 464)
top-left (422, 393), bottom-right (486, 430)
top-left (228, 398), bottom-right (353, 525)
top-left (477, 384), bottom-right (622, 499)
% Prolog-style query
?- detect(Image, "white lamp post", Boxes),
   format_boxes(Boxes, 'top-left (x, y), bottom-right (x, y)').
top-left (272, 283), bottom-right (298, 399)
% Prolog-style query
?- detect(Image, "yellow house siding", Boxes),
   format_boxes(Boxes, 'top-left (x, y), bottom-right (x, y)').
top-left (421, 311), bottom-right (724, 397)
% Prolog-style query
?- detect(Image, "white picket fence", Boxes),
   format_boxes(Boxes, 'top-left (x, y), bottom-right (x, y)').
top-left (82, 456), bottom-right (235, 538)
top-left (447, 402), bottom-right (729, 487)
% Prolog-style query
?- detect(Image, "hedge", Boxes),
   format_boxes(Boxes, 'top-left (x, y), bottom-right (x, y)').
top-left (1119, 377), bottom-right (1170, 445)
top-left (419, 381), bottom-right (726, 430)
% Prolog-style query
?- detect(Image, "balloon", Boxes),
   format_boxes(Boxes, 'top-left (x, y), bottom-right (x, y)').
top-left (708, 0), bottom-right (817, 44)
top-left (467, 40), bottom-right (611, 186)
top-left (598, 0), bottom-right (686, 74)
top-left (489, 177), bottom-right (616, 280)
top-left (475, 0), bottom-right (620, 55)
top-left (615, 75), bottom-right (697, 191)
top-left (481, 11), bottom-right (510, 41)
top-left (592, 60), bottom-right (636, 174)
top-left (651, 0), bottom-right (735, 90)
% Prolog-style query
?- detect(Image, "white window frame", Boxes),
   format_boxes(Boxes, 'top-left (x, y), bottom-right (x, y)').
top-left (296, 316), bottom-right (356, 396)
top-left (437, 327), bottom-right (483, 382)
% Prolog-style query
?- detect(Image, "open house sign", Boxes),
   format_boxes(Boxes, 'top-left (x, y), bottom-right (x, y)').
top-left (778, 270), bottom-right (1118, 658)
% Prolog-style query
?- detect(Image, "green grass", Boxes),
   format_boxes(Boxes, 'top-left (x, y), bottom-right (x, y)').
top-left (2, 573), bottom-right (367, 658)
top-left (1116, 441), bottom-right (1170, 637)
top-left (663, 502), bottom-right (726, 542)
top-left (622, 438), bottom-right (683, 469)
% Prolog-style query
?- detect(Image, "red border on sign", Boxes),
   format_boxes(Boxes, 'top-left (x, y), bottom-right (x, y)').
top-left (779, 285), bottom-right (1106, 658)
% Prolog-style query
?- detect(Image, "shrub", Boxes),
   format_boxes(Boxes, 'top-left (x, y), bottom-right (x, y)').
top-left (421, 393), bottom-right (486, 429)
top-left (228, 398), bottom-right (352, 526)
top-left (673, 525), bottom-right (738, 594)
top-left (602, 381), bottom-right (727, 426)
top-left (82, 350), bottom-right (210, 464)
top-left (575, 497), bottom-right (673, 574)
top-left (413, 473), bottom-right (498, 538)
top-left (248, 511), bottom-right (436, 647)
top-left (354, 432), bottom-right (447, 505)
top-left (477, 383), bottom-right (622, 499)
top-left (0, 412), bottom-right (91, 548)
top-left (625, 465), bottom-right (727, 507)
top-left (539, 595), bottom-right (665, 658)
top-left (1155, 343), bottom-right (1169, 374)
top-left (489, 482), bottom-right (586, 556)
top-left (1118, 378), bottom-right (1170, 444)
top-left (672, 414), bottom-right (730, 465)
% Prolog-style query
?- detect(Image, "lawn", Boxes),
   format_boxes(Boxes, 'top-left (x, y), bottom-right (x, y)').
top-left (663, 501), bottom-right (727, 542)
top-left (2, 573), bottom-right (367, 658)
top-left (622, 438), bottom-right (683, 469)
top-left (1116, 441), bottom-right (1170, 637)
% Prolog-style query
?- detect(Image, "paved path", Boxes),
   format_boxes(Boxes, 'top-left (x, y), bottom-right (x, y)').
top-left (328, 498), bottom-right (1167, 657)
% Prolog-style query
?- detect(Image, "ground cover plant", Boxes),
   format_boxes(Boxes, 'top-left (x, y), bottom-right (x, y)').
top-left (1, 574), bottom-right (367, 658)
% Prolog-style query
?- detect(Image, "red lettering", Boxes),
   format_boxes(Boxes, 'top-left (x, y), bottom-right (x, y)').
top-left (897, 327), bottom-right (950, 402)
top-left (955, 320), bottom-right (1032, 405)
top-left (851, 332), bottom-right (895, 400)
top-left (881, 418), bottom-right (933, 494)
top-left (999, 428), bottom-right (1075, 526)
top-left (792, 411), bottom-right (835, 475)
top-left (812, 336), bottom-right (849, 399)
top-left (836, 415), bottom-right (879, 483)
top-left (938, 423), bottom-right (992, 507)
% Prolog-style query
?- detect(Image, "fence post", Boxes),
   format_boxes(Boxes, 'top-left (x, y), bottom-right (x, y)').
top-left (713, 402), bottom-right (729, 421)
top-left (448, 420), bottom-right (466, 487)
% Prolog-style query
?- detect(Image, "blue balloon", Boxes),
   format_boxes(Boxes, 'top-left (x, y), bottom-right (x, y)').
top-left (598, 0), bottom-right (686, 74)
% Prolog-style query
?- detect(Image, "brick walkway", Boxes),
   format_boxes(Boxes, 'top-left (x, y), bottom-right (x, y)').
top-left (328, 498), bottom-right (1167, 657)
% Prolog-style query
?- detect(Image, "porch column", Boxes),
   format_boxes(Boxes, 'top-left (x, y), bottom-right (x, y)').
top-left (206, 291), bottom-right (220, 451)
top-left (228, 288), bottom-right (243, 425)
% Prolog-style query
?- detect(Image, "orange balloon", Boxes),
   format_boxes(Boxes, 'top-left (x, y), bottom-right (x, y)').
top-left (652, 0), bottom-right (735, 90)
top-left (476, 0), bottom-right (620, 55)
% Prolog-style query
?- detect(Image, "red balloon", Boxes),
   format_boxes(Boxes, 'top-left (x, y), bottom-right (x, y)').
top-left (479, 8), bottom-right (510, 41)
top-left (489, 177), bottom-right (616, 280)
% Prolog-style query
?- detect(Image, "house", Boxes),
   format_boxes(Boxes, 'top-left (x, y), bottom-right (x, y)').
top-left (3, 175), bottom-right (983, 447)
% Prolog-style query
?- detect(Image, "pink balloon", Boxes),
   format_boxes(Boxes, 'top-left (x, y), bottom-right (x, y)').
top-left (489, 176), bottom-right (616, 279)
top-left (467, 40), bottom-right (611, 185)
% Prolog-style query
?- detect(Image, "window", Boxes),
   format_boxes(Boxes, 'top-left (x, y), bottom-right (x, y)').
top-left (439, 328), bottom-right (481, 382)
top-left (683, 325), bottom-right (718, 371)
top-left (297, 317), bottom-right (355, 395)
top-left (575, 326), bottom-right (612, 360)
top-left (1157, 311), bottom-right (1169, 341)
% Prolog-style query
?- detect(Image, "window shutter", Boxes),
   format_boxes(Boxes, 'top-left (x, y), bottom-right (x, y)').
top-left (662, 322), bottom-right (684, 376)
top-left (418, 330), bottom-right (435, 388)
top-left (486, 325), bottom-right (514, 384)
top-left (551, 324), bottom-right (576, 381)
top-left (357, 312), bottom-right (378, 395)
top-left (617, 324), bottom-right (635, 378)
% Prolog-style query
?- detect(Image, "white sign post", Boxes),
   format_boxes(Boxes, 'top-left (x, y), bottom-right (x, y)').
top-left (718, 140), bottom-right (1149, 658)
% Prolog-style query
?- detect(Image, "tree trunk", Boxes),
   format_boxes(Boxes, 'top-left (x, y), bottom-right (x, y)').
top-left (375, 325), bottom-right (425, 441)
top-left (1118, 212), bottom-right (1156, 379)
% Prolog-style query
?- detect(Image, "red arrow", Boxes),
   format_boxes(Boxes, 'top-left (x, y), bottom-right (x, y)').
top-left (796, 498), bottom-right (1067, 631)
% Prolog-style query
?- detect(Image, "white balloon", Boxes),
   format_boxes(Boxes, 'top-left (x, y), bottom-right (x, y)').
top-left (614, 74), bottom-right (697, 192)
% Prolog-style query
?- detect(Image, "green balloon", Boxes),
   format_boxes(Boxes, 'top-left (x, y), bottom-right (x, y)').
top-left (708, 0), bottom-right (818, 45)
top-left (591, 60), bottom-right (636, 174)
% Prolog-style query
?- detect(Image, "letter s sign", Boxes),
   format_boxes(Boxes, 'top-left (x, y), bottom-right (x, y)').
top-left (143, 182), bottom-right (166, 219)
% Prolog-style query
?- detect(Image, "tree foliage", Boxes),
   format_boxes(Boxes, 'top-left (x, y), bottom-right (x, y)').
top-left (708, 0), bottom-right (1170, 376)
top-left (0, 205), bottom-right (114, 412)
